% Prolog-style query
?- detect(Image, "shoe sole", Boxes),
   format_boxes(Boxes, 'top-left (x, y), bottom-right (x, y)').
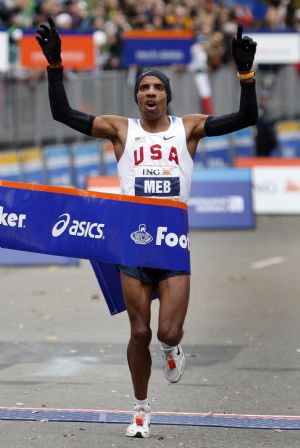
top-left (126, 430), bottom-right (150, 438)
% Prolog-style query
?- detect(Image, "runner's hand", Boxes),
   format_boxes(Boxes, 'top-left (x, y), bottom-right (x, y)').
top-left (231, 25), bottom-right (257, 72)
top-left (36, 17), bottom-right (62, 64)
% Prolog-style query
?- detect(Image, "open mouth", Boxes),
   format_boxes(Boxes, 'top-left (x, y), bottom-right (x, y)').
top-left (145, 100), bottom-right (157, 110)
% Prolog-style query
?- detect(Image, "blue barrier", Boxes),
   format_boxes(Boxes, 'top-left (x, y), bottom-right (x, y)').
top-left (0, 248), bottom-right (78, 266)
top-left (43, 145), bottom-right (72, 186)
top-left (188, 168), bottom-right (254, 229)
top-left (72, 142), bottom-right (101, 189)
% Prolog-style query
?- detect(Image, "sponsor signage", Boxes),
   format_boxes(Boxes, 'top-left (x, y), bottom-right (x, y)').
top-left (253, 167), bottom-right (300, 214)
top-left (188, 168), bottom-right (254, 229)
top-left (20, 32), bottom-right (95, 70)
top-left (277, 121), bottom-right (300, 158)
top-left (0, 181), bottom-right (190, 268)
top-left (235, 158), bottom-right (300, 214)
top-left (0, 151), bottom-right (21, 181)
top-left (72, 142), bottom-right (101, 189)
top-left (199, 135), bottom-right (231, 168)
top-left (122, 30), bottom-right (194, 67)
top-left (249, 32), bottom-right (300, 64)
top-left (135, 166), bottom-right (180, 197)
top-left (22, 148), bottom-right (45, 184)
top-left (0, 30), bottom-right (9, 71)
top-left (0, 180), bottom-right (190, 314)
top-left (44, 144), bottom-right (72, 186)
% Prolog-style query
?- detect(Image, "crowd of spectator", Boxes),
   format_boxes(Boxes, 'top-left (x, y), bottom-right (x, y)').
top-left (0, 0), bottom-right (300, 71)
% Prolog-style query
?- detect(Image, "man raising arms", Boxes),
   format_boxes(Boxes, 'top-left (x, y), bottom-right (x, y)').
top-left (36, 20), bottom-right (257, 438)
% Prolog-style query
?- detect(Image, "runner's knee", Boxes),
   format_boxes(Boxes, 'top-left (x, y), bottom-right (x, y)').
top-left (157, 324), bottom-right (183, 347)
top-left (131, 325), bottom-right (152, 349)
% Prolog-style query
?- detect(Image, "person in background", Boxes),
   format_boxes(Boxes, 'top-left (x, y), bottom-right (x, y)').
top-left (188, 33), bottom-right (214, 115)
top-left (255, 90), bottom-right (278, 157)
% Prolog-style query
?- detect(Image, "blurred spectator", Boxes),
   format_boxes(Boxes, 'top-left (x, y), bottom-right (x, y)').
top-left (63, 0), bottom-right (88, 28)
top-left (0, 1), bottom-right (21, 25)
top-left (264, 0), bottom-right (289, 30)
top-left (1, 0), bottom-right (300, 74)
top-left (188, 34), bottom-right (214, 114)
top-left (55, 12), bottom-right (73, 29)
top-left (255, 90), bottom-right (278, 157)
top-left (206, 30), bottom-right (226, 71)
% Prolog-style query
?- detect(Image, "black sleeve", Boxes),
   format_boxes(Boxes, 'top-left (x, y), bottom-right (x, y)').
top-left (204, 80), bottom-right (258, 137)
top-left (47, 67), bottom-right (96, 136)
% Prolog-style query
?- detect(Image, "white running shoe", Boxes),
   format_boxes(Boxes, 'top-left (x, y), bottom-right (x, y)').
top-left (126, 404), bottom-right (151, 438)
top-left (161, 344), bottom-right (185, 383)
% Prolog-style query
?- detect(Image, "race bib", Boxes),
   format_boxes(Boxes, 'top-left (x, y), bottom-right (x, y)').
top-left (134, 166), bottom-right (180, 197)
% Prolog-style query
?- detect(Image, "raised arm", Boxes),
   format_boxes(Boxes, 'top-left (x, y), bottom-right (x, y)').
top-left (184, 25), bottom-right (258, 145)
top-left (36, 18), bottom-right (126, 144)
top-left (204, 25), bottom-right (257, 136)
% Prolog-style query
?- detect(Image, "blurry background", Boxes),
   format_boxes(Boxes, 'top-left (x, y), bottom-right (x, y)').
top-left (1, 0), bottom-right (300, 238)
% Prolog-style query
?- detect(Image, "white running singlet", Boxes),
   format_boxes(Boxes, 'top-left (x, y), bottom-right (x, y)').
top-left (118, 116), bottom-right (193, 204)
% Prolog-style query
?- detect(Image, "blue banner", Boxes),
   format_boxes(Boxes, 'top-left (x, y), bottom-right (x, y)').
top-left (0, 151), bottom-right (22, 182)
top-left (201, 135), bottom-right (231, 167)
top-left (188, 168), bottom-right (254, 229)
top-left (0, 181), bottom-right (190, 314)
top-left (44, 145), bottom-right (72, 186)
top-left (233, 128), bottom-right (254, 158)
top-left (23, 148), bottom-right (45, 184)
top-left (72, 142), bottom-right (101, 189)
top-left (122, 31), bottom-right (194, 67)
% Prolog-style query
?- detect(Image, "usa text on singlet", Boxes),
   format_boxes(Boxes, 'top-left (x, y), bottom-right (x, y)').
top-left (118, 116), bottom-right (194, 204)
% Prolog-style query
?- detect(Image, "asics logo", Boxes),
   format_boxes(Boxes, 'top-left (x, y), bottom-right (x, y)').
top-left (0, 205), bottom-right (26, 228)
top-left (163, 135), bottom-right (176, 140)
top-left (52, 213), bottom-right (105, 239)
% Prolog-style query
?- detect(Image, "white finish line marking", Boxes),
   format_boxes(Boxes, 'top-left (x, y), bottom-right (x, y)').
top-left (251, 256), bottom-right (285, 270)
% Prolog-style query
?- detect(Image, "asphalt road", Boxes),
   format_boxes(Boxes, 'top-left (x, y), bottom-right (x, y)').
top-left (1, 215), bottom-right (300, 447)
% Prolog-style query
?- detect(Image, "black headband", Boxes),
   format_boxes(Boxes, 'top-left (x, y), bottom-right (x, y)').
top-left (134, 69), bottom-right (172, 104)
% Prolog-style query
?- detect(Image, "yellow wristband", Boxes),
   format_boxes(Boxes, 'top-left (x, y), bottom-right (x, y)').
top-left (237, 70), bottom-right (256, 80)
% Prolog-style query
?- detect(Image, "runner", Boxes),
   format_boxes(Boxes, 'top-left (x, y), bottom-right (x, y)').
top-left (36, 20), bottom-right (257, 438)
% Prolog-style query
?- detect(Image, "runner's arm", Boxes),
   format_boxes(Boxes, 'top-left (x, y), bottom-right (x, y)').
top-left (36, 17), bottom-right (121, 140)
top-left (204, 80), bottom-right (257, 136)
top-left (47, 66), bottom-right (95, 136)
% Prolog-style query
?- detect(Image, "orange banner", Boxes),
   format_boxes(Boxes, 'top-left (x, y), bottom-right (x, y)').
top-left (20, 34), bottom-right (95, 70)
top-left (235, 157), bottom-right (300, 167)
top-left (122, 30), bottom-right (194, 39)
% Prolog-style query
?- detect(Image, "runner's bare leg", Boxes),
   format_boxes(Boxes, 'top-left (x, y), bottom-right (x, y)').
top-left (120, 273), bottom-right (153, 400)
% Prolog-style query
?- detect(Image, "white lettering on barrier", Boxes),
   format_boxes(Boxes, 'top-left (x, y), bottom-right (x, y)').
top-left (188, 196), bottom-right (245, 213)
top-left (0, 206), bottom-right (26, 228)
top-left (156, 226), bottom-right (190, 250)
top-left (52, 213), bottom-right (105, 239)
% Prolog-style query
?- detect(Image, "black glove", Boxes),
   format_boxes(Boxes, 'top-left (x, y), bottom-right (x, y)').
top-left (36, 17), bottom-right (62, 64)
top-left (232, 25), bottom-right (257, 72)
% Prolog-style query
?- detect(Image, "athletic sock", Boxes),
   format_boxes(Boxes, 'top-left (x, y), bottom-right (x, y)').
top-left (134, 397), bottom-right (150, 408)
top-left (160, 341), bottom-right (174, 351)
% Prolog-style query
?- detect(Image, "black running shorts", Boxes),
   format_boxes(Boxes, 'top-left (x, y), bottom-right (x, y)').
top-left (117, 264), bottom-right (189, 285)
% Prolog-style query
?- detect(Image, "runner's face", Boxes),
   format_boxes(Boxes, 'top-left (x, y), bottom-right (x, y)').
top-left (136, 76), bottom-right (168, 120)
